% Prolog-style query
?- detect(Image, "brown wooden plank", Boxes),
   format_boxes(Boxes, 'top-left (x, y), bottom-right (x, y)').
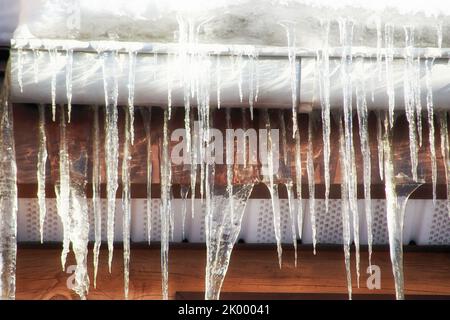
top-left (15, 246), bottom-right (450, 300)
top-left (12, 104), bottom-right (448, 188)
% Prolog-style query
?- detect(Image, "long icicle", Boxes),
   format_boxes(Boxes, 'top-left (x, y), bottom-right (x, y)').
top-left (425, 58), bottom-right (437, 202)
top-left (49, 47), bottom-right (57, 121)
top-left (338, 113), bottom-right (353, 300)
top-left (92, 105), bottom-right (102, 288)
top-left (279, 109), bottom-right (298, 265)
top-left (0, 68), bottom-right (18, 300)
top-left (262, 109), bottom-right (282, 267)
top-left (226, 108), bottom-right (234, 222)
top-left (140, 107), bottom-right (153, 244)
top-left (180, 185), bottom-right (189, 240)
top-left (318, 19), bottom-right (331, 213)
top-left (376, 110), bottom-right (384, 180)
top-left (439, 112), bottom-right (450, 216)
top-left (294, 117), bottom-right (303, 239)
top-left (403, 26), bottom-right (419, 182)
top-left (57, 105), bottom-right (71, 271)
top-left (414, 57), bottom-right (423, 148)
top-left (355, 57), bottom-right (373, 268)
top-left (385, 24), bottom-right (395, 128)
top-left (160, 110), bottom-right (172, 300)
top-left (127, 50), bottom-right (137, 145)
top-left (382, 111), bottom-right (423, 300)
top-left (286, 181), bottom-right (298, 266)
top-left (205, 184), bottom-right (254, 300)
top-left (339, 18), bottom-right (360, 285)
top-left (190, 111), bottom-right (198, 219)
top-left (279, 21), bottom-right (298, 137)
top-left (382, 112), bottom-right (400, 299)
top-left (122, 107), bottom-right (132, 299)
top-left (37, 104), bottom-right (48, 244)
top-left (65, 48), bottom-right (73, 123)
top-left (102, 51), bottom-right (119, 272)
top-left (307, 114), bottom-right (317, 255)
top-left (68, 144), bottom-right (90, 300)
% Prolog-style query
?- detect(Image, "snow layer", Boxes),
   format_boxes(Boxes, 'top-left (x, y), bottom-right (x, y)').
top-left (13, 0), bottom-right (450, 48)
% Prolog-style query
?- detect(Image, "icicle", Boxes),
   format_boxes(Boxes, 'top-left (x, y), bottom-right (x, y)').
top-left (241, 108), bottom-right (248, 168)
top-left (56, 105), bottom-right (71, 270)
top-left (167, 54), bottom-right (173, 120)
top-left (32, 49), bottom-right (39, 84)
top-left (160, 110), bottom-right (172, 300)
top-left (69, 185), bottom-right (90, 300)
top-left (49, 47), bottom-right (58, 121)
top-left (122, 107), bottom-right (132, 299)
top-left (376, 110), bottom-right (384, 180)
top-left (205, 184), bottom-right (254, 300)
top-left (278, 109), bottom-right (297, 264)
top-left (92, 106), bottom-right (102, 288)
top-left (425, 58), bottom-right (437, 202)
top-left (37, 104), bottom-right (48, 244)
top-left (285, 182), bottom-right (298, 266)
top-left (339, 18), bottom-right (360, 285)
top-left (17, 46), bottom-right (23, 93)
top-left (140, 107), bottom-right (153, 244)
top-left (382, 111), bottom-right (423, 300)
top-left (385, 24), bottom-right (395, 128)
top-left (68, 140), bottom-right (90, 300)
top-left (338, 114), bottom-right (353, 300)
top-left (102, 51), bottom-right (119, 273)
top-left (403, 26), bottom-right (419, 182)
top-left (237, 53), bottom-right (244, 104)
top-left (375, 18), bottom-right (382, 80)
top-left (279, 111), bottom-right (288, 166)
top-left (262, 109), bottom-right (283, 267)
top-left (317, 20), bottom-right (331, 213)
top-left (294, 119), bottom-right (303, 239)
top-left (190, 111), bottom-right (198, 218)
top-left (355, 58), bottom-right (373, 268)
top-left (306, 114), bottom-right (316, 254)
top-left (414, 57), bottom-right (423, 148)
top-left (248, 53), bottom-right (256, 121)
top-left (216, 55), bottom-right (221, 109)
top-left (226, 108), bottom-right (234, 222)
top-left (0, 69), bottom-right (18, 300)
top-left (279, 21), bottom-right (298, 137)
top-left (65, 48), bottom-right (73, 123)
top-left (127, 50), bottom-right (137, 144)
top-left (255, 59), bottom-right (260, 104)
top-left (180, 185), bottom-right (189, 240)
top-left (439, 112), bottom-right (450, 216)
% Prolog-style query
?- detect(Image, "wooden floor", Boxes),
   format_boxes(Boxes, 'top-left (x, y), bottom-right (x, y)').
top-left (15, 245), bottom-right (450, 300)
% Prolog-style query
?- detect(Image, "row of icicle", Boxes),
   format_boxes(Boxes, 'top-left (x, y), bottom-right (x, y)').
top-left (2, 17), bottom-right (450, 300)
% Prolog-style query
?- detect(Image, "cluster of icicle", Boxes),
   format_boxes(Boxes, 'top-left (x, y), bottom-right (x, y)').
top-left (2, 15), bottom-right (450, 301)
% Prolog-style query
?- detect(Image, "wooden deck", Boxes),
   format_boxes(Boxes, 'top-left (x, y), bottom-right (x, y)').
top-left (15, 245), bottom-right (450, 300)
